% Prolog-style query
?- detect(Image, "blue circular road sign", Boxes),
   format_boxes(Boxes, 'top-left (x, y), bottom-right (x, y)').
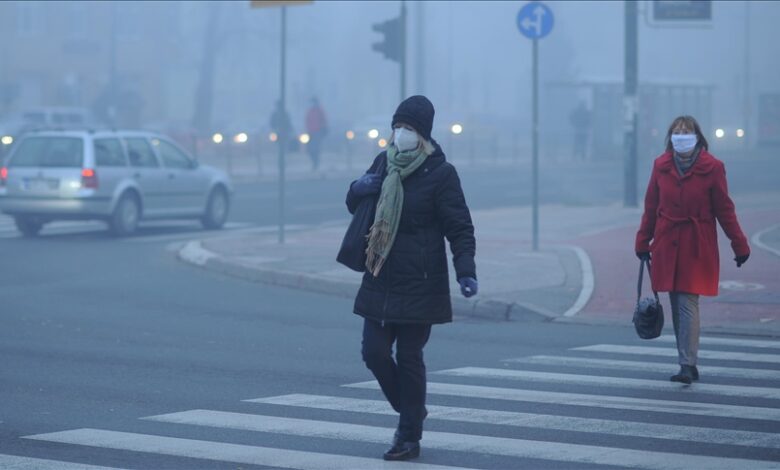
top-left (517, 2), bottom-right (554, 40)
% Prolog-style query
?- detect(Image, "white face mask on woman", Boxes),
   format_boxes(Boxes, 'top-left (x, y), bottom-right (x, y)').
top-left (671, 134), bottom-right (697, 154)
top-left (394, 128), bottom-right (420, 152)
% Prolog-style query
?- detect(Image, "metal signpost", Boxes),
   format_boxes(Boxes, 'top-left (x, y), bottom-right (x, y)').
top-left (250, 1), bottom-right (312, 244)
top-left (517, 1), bottom-right (553, 252)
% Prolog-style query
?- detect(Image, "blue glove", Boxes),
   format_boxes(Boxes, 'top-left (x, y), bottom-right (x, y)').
top-left (351, 173), bottom-right (383, 196)
top-left (458, 277), bottom-right (478, 298)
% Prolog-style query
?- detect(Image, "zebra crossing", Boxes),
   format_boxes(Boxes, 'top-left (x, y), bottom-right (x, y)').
top-left (15, 335), bottom-right (780, 469)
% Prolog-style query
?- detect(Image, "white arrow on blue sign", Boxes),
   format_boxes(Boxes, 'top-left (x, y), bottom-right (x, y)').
top-left (517, 1), bottom-right (554, 39)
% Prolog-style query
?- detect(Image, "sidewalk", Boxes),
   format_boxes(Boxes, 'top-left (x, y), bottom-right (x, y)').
top-left (179, 191), bottom-right (780, 336)
top-left (178, 204), bottom-right (643, 322)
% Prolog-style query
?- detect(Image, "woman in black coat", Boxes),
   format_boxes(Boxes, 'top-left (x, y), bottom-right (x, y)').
top-left (345, 95), bottom-right (477, 461)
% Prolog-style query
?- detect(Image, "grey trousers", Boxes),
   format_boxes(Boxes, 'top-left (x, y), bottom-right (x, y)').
top-left (669, 292), bottom-right (701, 366)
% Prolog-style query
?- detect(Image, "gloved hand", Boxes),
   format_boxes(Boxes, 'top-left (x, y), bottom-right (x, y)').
top-left (458, 277), bottom-right (478, 298)
top-left (351, 173), bottom-right (383, 196)
top-left (735, 253), bottom-right (749, 268)
top-left (636, 251), bottom-right (651, 261)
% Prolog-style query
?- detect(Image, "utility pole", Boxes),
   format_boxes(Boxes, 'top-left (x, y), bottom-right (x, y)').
top-left (278, 6), bottom-right (287, 244)
top-left (400, 1), bottom-right (407, 101)
top-left (415, 1), bottom-right (425, 95)
top-left (623, 0), bottom-right (638, 208)
top-left (108, 1), bottom-right (117, 128)
top-left (743, 1), bottom-right (751, 157)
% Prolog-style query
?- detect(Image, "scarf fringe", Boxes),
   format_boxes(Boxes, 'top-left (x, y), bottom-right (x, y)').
top-left (365, 219), bottom-right (392, 276)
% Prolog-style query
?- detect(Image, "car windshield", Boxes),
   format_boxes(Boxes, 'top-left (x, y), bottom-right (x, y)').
top-left (8, 137), bottom-right (84, 168)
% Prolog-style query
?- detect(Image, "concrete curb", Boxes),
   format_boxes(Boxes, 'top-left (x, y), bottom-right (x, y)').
top-left (178, 241), bottom-right (552, 323)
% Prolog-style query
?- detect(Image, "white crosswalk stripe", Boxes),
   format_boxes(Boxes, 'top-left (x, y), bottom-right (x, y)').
top-left (504, 355), bottom-right (780, 380)
top-left (573, 344), bottom-right (780, 363)
top-left (433, 367), bottom-right (780, 399)
top-left (247, 394), bottom-right (780, 449)
top-left (346, 380), bottom-right (780, 421)
top-left (0, 454), bottom-right (124, 470)
top-left (20, 337), bottom-right (780, 469)
top-left (142, 411), bottom-right (779, 470)
top-left (656, 334), bottom-right (780, 349)
top-left (26, 429), bottom-right (462, 470)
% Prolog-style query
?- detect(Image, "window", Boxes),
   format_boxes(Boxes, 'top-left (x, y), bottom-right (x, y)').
top-left (154, 139), bottom-right (193, 169)
top-left (125, 138), bottom-right (159, 168)
top-left (94, 138), bottom-right (127, 167)
top-left (8, 137), bottom-right (83, 168)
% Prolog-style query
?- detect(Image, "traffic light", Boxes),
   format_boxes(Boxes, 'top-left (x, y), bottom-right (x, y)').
top-left (372, 16), bottom-right (403, 63)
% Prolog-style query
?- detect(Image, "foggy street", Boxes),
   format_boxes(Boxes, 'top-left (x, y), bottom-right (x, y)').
top-left (2, 0), bottom-right (780, 469)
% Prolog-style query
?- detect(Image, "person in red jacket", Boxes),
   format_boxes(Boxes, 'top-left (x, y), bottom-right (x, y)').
top-left (635, 115), bottom-right (750, 385)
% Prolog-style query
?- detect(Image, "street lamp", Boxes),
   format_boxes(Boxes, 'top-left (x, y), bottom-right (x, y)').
top-left (269, 132), bottom-right (278, 142)
top-left (715, 128), bottom-right (725, 139)
top-left (736, 128), bottom-right (745, 138)
top-left (378, 138), bottom-right (388, 148)
top-left (1, 136), bottom-right (13, 146)
top-left (212, 133), bottom-right (223, 144)
top-left (345, 130), bottom-right (355, 140)
top-left (451, 123), bottom-right (463, 135)
top-left (234, 132), bottom-right (248, 144)
top-left (368, 129), bottom-right (380, 139)
top-left (299, 133), bottom-right (310, 144)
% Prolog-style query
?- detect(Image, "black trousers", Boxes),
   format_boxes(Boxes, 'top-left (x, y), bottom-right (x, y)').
top-left (361, 318), bottom-right (432, 442)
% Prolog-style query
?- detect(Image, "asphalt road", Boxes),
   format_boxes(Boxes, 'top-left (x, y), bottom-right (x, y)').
top-left (1, 158), bottom-right (779, 468)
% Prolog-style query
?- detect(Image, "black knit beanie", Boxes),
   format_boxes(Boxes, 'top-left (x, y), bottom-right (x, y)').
top-left (391, 95), bottom-right (435, 141)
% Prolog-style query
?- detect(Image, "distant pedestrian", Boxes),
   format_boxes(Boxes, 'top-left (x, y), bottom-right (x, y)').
top-left (635, 115), bottom-right (750, 384)
top-left (345, 95), bottom-right (477, 461)
top-left (270, 100), bottom-right (295, 152)
top-left (569, 101), bottom-right (591, 161)
top-left (304, 97), bottom-right (328, 171)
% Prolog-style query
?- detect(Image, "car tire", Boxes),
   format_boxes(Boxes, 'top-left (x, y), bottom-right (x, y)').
top-left (201, 186), bottom-right (229, 230)
top-left (109, 192), bottom-right (140, 236)
top-left (15, 216), bottom-right (44, 237)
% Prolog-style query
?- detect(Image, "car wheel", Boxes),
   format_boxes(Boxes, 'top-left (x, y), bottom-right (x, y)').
top-left (15, 216), bottom-right (44, 237)
top-left (109, 192), bottom-right (140, 236)
top-left (201, 187), bottom-right (229, 230)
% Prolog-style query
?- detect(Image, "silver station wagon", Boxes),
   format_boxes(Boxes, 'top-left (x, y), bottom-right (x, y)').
top-left (0, 130), bottom-right (232, 236)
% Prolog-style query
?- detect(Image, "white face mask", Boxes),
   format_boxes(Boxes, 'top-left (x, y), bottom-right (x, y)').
top-left (394, 128), bottom-right (419, 152)
top-left (671, 133), bottom-right (697, 154)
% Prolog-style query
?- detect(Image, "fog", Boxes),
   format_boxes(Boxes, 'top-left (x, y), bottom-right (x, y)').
top-left (2, 1), bottom-right (779, 169)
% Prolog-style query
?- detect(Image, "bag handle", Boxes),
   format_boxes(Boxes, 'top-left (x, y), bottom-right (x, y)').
top-left (637, 258), bottom-right (660, 304)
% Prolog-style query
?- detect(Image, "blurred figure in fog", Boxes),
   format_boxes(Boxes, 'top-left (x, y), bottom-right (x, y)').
top-left (569, 101), bottom-right (591, 161)
top-left (345, 95), bottom-right (477, 461)
top-left (636, 115), bottom-right (750, 385)
top-left (270, 99), bottom-right (295, 152)
top-left (305, 97), bottom-right (328, 171)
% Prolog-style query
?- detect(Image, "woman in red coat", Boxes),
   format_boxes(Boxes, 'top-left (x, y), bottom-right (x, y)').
top-left (635, 115), bottom-right (750, 384)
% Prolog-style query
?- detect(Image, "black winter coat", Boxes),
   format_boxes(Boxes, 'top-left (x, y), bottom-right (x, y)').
top-left (346, 142), bottom-right (476, 325)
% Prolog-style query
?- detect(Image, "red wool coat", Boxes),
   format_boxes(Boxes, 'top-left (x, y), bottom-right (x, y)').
top-left (635, 151), bottom-right (750, 296)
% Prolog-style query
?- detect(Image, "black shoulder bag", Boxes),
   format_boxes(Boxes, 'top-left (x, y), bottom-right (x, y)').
top-left (632, 258), bottom-right (664, 339)
top-left (336, 160), bottom-right (386, 272)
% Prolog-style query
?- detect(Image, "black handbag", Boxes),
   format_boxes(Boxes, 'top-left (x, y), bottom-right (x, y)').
top-left (632, 258), bottom-right (664, 339)
top-left (336, 162), bottom-right (385, 272)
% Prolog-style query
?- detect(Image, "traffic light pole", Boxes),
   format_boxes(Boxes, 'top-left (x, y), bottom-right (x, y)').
top-left (531, 37), bottom-right (539, 252)
top-left (278, 6), bottom-right (287, 244)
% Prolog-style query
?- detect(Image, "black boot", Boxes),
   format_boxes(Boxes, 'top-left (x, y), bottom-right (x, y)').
top-left (383, 441), bottom-right (420, 461)
top-left (670, 365), bottom-right (694, 384)
top-left (691, 365), bottom-right (699, 381)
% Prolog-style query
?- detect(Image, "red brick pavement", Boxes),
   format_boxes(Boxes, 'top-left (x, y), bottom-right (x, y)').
top-left (571, 209), bottom-right (780, 328)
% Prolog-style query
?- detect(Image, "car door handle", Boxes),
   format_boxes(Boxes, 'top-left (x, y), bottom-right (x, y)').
top-left (133, 172), bottom-right (142, 179)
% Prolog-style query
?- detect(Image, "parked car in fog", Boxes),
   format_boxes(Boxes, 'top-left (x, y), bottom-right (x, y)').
top-left (0, 129), bottom-right (232, 236)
